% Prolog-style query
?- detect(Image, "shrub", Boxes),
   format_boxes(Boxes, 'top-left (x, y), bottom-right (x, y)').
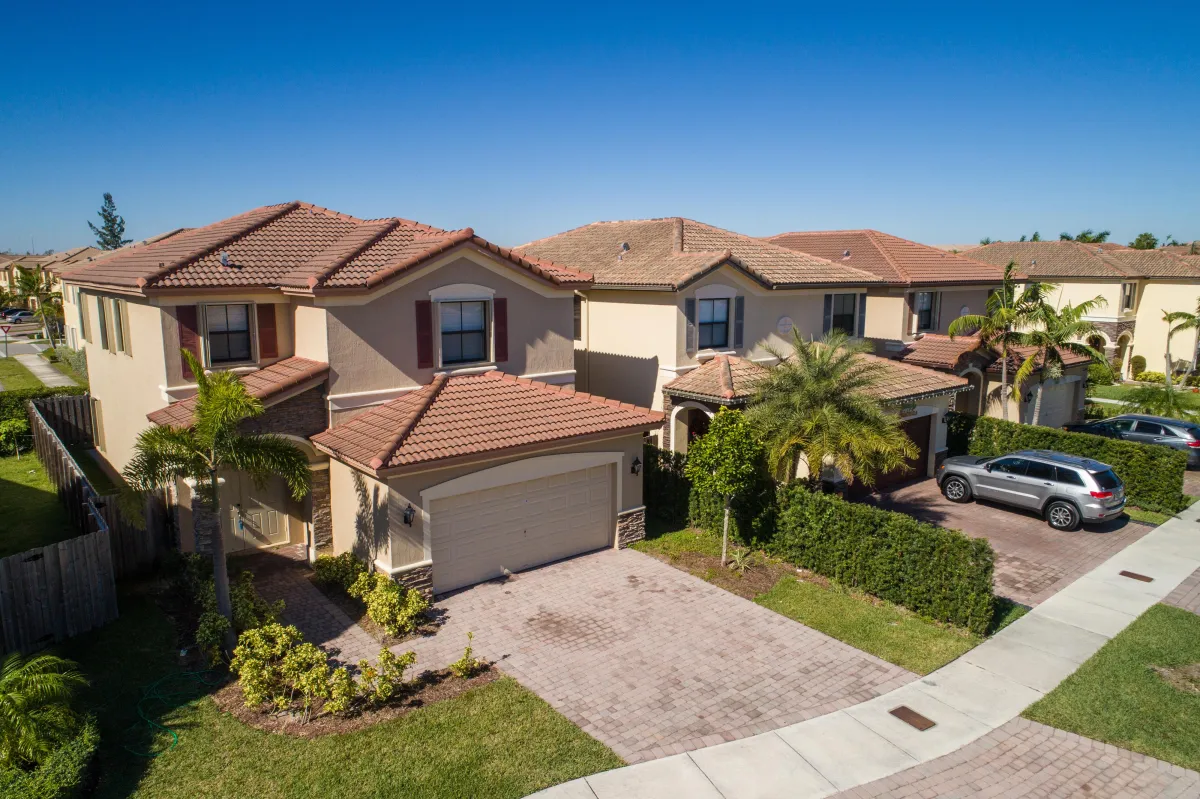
top-left (182, 555), bottom-right (282, 664)
top-left (347, 572), bottom-right (428, 637)
top-left (1130, 355), bottom-right (1147, 376)
top-left (230, 623), bottom-right (331, 716)
top-left (771, 485), bottom-right (995, 634)
top-left (0, 387), bottom-right (87, 424)
top-left (1083, 402), bottom-right (1121, 420)
top-left (0, 719), bottom-right (97, 799)
top-left (688, 462), bottom-right (779, 547)
top-left (313, 552), bottom-right (367, 593)
top-left (1134, 371), bottom-right (1166, 383)
top-left (358, 649), bottom-right (417, 706)
top-left (947, 411), bottom-right (1188, 514)
top-left (325, 667), bottom-right (357, 716)
top-left (642, 443), bottom-right (690, 525)
top-left (1087, 361), bottom-right (1114, 387)
top-left (49, 347), bottom-right (87, 382)
top-left (449, 632), bottom-right (487, 679)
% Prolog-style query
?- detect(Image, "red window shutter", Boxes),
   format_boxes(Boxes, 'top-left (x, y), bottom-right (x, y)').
top-left (493, 298), bottom-right (508, 363)
top-left (177, 305), bottom-right (201, 378)
top-left (415, 300), bottom-right (434, 368)
top-left (256, 304), bottom-right (278, 359)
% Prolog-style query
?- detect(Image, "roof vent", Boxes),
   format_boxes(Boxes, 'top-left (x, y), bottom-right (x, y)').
top-left (219, 251), bottom-right (230, 267)
top-left (1031, 259), bottom-right (1036, 266)
top-left (843, 249), bottom-right (851, 259)
top-left (618, 241), bottom-right (629, 261)
top-left (1097, 247), bottom-right (1103, 254)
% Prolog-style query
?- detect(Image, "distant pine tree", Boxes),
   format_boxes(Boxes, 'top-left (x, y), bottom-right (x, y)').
top-left (87, 193), bottom-right (132, 250)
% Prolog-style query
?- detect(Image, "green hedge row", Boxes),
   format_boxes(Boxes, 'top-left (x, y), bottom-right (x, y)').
top-left (0, 720), bottom-right (98, 799)
top-left (642, 443), bottom-right (691, 526)
top-left (688, 462), bottom-right (779, 547)
top-left (946, 411), bottom-right (1188, 514)
top-left (771, 485), bottom-right (996, 635)
top-left (0, 386), bottom-right (87, 424)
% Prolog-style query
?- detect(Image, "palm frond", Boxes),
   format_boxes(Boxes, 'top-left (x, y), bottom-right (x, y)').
top-left (224, 434), bottom-right (313, 500)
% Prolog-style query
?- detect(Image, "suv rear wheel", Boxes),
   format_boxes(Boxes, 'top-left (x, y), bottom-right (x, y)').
top-left (941, 476), bottom-right (972, 503)
top-left (1046, 500), bottom-right (1081, 531)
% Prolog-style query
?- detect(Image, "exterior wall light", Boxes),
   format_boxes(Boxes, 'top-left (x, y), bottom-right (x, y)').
top-left (401, 503), bottom-right (416, 526)
top-left (631, 457), bottom-right (642, 475)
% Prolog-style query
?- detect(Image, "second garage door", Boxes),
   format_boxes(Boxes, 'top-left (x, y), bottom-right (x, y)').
top-left (430, 464), bottom-right (614, 594)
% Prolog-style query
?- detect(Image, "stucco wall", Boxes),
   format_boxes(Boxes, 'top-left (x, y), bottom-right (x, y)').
top-left (161, 296), bottom-right (296, 387)
top-left (293, 303), bottom-right (329, 362)
top-left (329, 459), bottom-right (391, 565)
top-left (323, 254), bottom-right (575, 397)
top-left (578, 290), bottom-right (678, 409)
top-left (1132, 281), bottom-right (1200, 373)
top-left (863, 291), bottom-right (908, 339)
top-left (934, 288), bottom-right (991, 335)
top-left (1044, 280), bottom-right (1125, 322)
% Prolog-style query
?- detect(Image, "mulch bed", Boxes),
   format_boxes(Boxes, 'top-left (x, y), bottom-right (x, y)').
top-left (642, 548), bottom-right (795, 600)
top-left (213, 666), bottom-right (499, 738)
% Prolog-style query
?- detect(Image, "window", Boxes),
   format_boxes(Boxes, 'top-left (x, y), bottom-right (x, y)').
top-left (573, 295), bottom-right (582, 341)
top-left (830, 293), bottom-right (857, 335)
top-left (698, 298), bottom-right (729, 349)
top-left (915, 291), bottom-right (940, 332)
top-left (1109, 418), bottom-right (1135, 433)
top-left (1025, 461), bottom-right (1056, 481)
top-left (205, 304), bottom-right (252, 364)
top-left (96, 297), bottom-right (109, 351)
top-left (1056, 467), bottom-right (1085, 486)
top-left (1134, 421), bottom-right (1166, 436)
top-left (1121, 282), bottom-right (1136, 311)
top-left (440, 301), bottom-right (488, 365)
top-left (77, 290), bottom-right (88, 342)
top-left (1092, 470), bottom-right (1120, 491)
top-left (989, 457), bottom-right (1028, 475)
top-left (111, 299), bottom-right (125, 354)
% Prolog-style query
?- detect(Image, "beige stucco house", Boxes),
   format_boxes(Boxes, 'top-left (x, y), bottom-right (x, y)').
top-left (964, 241), bottom-right (1200, 380)
top-left (60, 201), bottom-right (661, 597)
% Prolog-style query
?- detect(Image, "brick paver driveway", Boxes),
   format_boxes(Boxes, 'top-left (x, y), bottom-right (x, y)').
top-left (864, 479), bottom-right (1153, 606)
top-left (400, 548), bottom-right (914, 763)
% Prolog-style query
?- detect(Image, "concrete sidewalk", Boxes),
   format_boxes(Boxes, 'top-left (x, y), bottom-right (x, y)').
top-left (536, 504), bottom-right (1200, 799)
top-left (14, 353), bottom-right (76, 387)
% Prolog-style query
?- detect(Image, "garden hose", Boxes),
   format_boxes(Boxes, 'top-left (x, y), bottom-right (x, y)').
top-left (123, 668), bottom-right (224, 758)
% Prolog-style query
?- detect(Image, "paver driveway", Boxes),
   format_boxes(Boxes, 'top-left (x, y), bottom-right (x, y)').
top-left (864, 479), bottom-right (1153, 606)
top-left (400, 548), bottom-right (914, 763)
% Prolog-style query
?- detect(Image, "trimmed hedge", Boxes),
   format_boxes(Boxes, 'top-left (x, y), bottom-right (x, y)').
top-left (689, 465), bottom-right (779, 547)
top-left (642, 443), bottom-right (691, 526)
top-left (0, 720), bottom-right (98, 799)
top-left (771, 485), bottom-right (996, 635)
top-left (0, 386), bottom-right (87, 424)
top-left (946, 411), bottom-right (1188, 514)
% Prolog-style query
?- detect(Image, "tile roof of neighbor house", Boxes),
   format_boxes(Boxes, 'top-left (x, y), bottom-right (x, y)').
top-left (662, 353), bottom-right (969, 406)
top-left (62, 202), bottom-right (590, 294)
top-left (963, 241), bottom-right (1200, 280)
top-left (513, 218), bottom-right (883, 289)
top-left (1, 246), bottom-right (105, 274)
top-left (147, 357), bottom-right (329, 427)
top-left (894, 333), bottom-right (1092, 375)
top-left (765, 230), bottom-right (1006, 285)
top-left (311, 371), bottom-right (664, 473)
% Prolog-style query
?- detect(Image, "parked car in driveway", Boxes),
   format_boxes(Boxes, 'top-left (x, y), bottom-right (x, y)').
top-left (3, 310), bottom-right (34, 323)
top-left (1064, 414), bottom-right (1200, 468)
top-left (937, 450), bottom-right (1125, 531)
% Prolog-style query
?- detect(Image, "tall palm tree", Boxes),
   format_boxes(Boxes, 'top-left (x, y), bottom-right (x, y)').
top-left (1161, 300), bottom-right (1200, 388)
top-left (122, 351), bottom-right (312, 652)
top-left (948, 261), bottom-right (1055, 421)
top-left (1013, 299), bottom-right (1107, 426)
top-left (745, 330), bottom-right (918, 487)
top-left (15, 267), bottom-right (62, 346)
top-left (1117, 383), bottom-right (1197, 421)
top-left (0, 653), bottom-right (87, 768)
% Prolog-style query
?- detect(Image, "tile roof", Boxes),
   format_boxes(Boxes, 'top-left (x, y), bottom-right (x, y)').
top-left (962, 241), bottom-right (1200, 280)
top-left (765, 230), bottom-right (1005, 285)
top-left (662, 353), bottom-right (968, 406)
top-left (146, 357), bottom-right (329, 427)
top-left (514, 218), bottom-right (882, 289)
top-left (62, 201), bottom-right (590, 293)
top-left (893, 334), bottom-right (1092, 375)
top-left (311, 371), bottom-right (664, 473)
top-left (2, 246), bottom-right (104, 274)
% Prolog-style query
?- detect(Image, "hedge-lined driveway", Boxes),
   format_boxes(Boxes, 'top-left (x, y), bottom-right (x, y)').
top-left (864, 479), bottom-right (1152, 606)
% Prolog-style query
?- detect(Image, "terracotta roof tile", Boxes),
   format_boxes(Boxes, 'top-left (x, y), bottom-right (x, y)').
top-left (766, 230), bottom-right (1005, 285)
top-left (514, 218), bottom-right (881, 289)
top-left (963, 240), bottom-right (1200, 280)
top-left (63, 201), bottom-right (591, 293)
top-left (146, 357), bottom-right (329, 427)
top-left (894, 333), bottom-right (1091, 374)
top-left (311, 371), bottom-right (663, 473)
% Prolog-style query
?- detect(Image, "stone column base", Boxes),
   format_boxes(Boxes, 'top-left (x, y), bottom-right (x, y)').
top-left (617, 507), bottom-right (646, 548)
top-left (377, 560), bottom-right (434, 600)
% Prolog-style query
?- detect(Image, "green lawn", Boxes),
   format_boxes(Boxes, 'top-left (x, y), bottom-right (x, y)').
top-left (0, 357), bottom-right (44, 391)
top-left (1125, 507), bottom-right (1173, 526)
top-left (40, 349), bottom-right (83, 385)
top-left (0, 454), bottom-right (77, 556)
top-left (1091, 383), bottom-right (1200, 408)
top-left (1024, 604), bottom-right (1200, 771)
top-left (64, 593), bottom-right (623, 799)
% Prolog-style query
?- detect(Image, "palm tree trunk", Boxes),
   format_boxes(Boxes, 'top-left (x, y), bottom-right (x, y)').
top-left (721, 495), bottom-right (731, 567)
top-left (1000, 346), bottom-right (1009, 422)
top-left (1165, 345), bottom-right (1174, 389)
top-left (1031, 380), bottom-right (1044, 426)
top-left (209, 469), bottom-right (236, 654)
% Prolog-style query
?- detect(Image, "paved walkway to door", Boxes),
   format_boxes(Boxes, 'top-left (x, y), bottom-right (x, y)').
top-left (399, 548), bottom-right (914, 764)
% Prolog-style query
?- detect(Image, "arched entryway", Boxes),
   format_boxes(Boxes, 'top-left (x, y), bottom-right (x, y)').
top-left (1115, 332), bottom-right (1133, 380)
top-left (668, 401), bottom-right (715, 454)
top-left (955, 368), bottom-right (985, 415)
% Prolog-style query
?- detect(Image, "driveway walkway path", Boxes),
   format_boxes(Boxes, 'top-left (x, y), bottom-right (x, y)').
top-left (14, 353), bottom-right (75, 387)
top-left (536, 501), bottom-right (1200, 798)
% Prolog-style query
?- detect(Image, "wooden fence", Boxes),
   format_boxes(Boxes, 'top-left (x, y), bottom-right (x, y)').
top-left (33, 391), bottom-right (94, 446)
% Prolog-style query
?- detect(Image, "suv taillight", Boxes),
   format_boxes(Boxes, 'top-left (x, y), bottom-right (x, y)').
top-left (1090, 490), bottom-right (1113, 499)
top-left (1187, 440), bottom-right (1200, 448)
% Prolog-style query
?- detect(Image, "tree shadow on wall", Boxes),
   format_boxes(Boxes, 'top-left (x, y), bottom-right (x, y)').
top-left (353, 471), bottom-right (388, 563)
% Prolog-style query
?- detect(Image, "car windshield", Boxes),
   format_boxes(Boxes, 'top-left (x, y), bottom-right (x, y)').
top-left (1091, 470), bottom-right (1121, 490)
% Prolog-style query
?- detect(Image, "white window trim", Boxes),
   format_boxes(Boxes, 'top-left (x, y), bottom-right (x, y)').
top-left (202, 302), bottom-right (258, 368)
top-left (436, 297), bottom-right (494, 370)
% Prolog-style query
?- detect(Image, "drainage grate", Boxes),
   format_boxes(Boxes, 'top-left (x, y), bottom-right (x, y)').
top-left (889, 705), bottom-right (936, 731)
top-left (1119, 570), bottom-right (1154, 583)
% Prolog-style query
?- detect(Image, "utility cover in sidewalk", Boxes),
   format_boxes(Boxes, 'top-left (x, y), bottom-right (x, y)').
top-left (1119, 570), bottom-right (1154, 583)
top-left (889, 706), bottom-right (936, 731)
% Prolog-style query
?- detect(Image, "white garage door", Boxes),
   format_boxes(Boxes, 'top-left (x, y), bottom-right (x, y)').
top-left (1025, 381), bottom-right (1073, 427)
top-left (430, 464), bottom-right (613, 594)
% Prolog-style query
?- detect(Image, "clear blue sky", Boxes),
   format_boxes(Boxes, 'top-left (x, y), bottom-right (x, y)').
top-left (4, 1), bottom-right (1198, 254)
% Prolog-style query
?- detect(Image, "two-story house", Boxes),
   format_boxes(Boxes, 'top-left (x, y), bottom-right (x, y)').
top-left (964, 240), bottom-right (1200, 380)
top-left (60, 201), bottom-right (661, 597)
top-left (514, 219), bottom-right (976, 484)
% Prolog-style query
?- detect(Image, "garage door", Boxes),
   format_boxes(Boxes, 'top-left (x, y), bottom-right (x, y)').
top-left (849, 413), bottom-right (932, 497)
top-left (1024, 381), bottom-right (1072, 427)
top-left (430, 464), bottom-right (613, 594)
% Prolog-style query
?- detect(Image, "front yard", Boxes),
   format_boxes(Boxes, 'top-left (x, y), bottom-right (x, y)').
top-left (0, 453), bottom-right (77, 557)
top-left (1091, 383), bottom-right (1200, 409)
top-left (63, 591), bottom-right (623, 799)
top-left (0, 356), bottom-right (44, 391)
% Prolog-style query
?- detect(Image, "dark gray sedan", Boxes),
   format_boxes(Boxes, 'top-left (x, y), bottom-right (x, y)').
top-left (1063, 413), bottom-right (1200, 468)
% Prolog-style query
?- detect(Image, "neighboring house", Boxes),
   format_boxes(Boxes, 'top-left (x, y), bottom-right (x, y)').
top-left (60, 201), bottom-right (661, 597)
top-left (0, 246), bottom-right (103, 300)
top-left (514, 219), bottom-right (975, 477)
top-left (963, 241), bottom-right (1200, 379)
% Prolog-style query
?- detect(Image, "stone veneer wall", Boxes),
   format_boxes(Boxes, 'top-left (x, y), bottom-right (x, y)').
top-left (661, 392), bottom-right (675, 451)
top-left (617, 507), bottom-right (646, 547)
top-left (310, 467), bottom-right (332, 552)
top-left (391, 563), bottom-right (433, 599)
top-left (238, 386), bottom-right (328, 438)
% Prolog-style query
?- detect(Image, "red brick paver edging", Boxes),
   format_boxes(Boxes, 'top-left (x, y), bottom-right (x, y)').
top-left (1164, 567), bottom-right (1200, 615)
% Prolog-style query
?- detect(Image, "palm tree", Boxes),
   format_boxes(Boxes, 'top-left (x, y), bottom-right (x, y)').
top-left (122, 351), bottom-right (312, 652)
top-left (15, 267), bottom-right (62, 346)
top-left (1117, 383), bottom-right (1197, 421)
top-left (0, 653), bottom-right (87, 768)
top-left (948, 261), bottom-right (1054, 421)
top-left (1013, 299), bottom-right (1107, 426)
top-left (745, 330), bottom-right (918, 487)
top-left (1161, 301), bottom-right (1200, 388)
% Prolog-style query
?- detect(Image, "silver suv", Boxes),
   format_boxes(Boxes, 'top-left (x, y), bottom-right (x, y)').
top-left (937, 450), bottom-right (1125, 531)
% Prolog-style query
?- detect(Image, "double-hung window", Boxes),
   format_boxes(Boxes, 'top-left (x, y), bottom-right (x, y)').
top-left (440, 301), bottom-right (488, 365)
top-left (206, 304), bottom-right (252, 364)
top-left (698, 298), bottom-right (729, 349)
top-left (915, 291), bottom-right (940, 332)
top-left (830, 293), bottom-right (857, 335)
top-left (96, 297), bottom-right (109, 350)
top-left (111, 299), bottom-right (125, 353)
top-left (1121, 282), bottom-right (1136, 311)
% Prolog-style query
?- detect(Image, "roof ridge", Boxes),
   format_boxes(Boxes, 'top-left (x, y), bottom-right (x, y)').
top-left (718, 356), bottom-right (735, 399)
top-left (513, 217), bottom-right (675, 252)
top-left (357, 229), bottom-right (475, 290)
top-left (135, 202), bottom-right (301, 288)
top-left (861, 229), bottom-right (911, 282)
top-left (470, 238), bottom-right (593, 286)
top-left (292, 201), bottom-right (369, 225)
top-left (368, 373), bottom-right (449, 469)
top-left (682, 219), bottom-right (882, 284)
top-left (302, 219), bottom-right (401, 289)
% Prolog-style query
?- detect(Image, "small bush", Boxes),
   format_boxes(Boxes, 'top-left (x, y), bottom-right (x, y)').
top-left (689, 464), bottom-right (778, 547)
top-left (643, 443), bottom-right (690, 525)
top-left (347, 572), bottom-right (429, 637)
top-left (1087, 362), bottom-right (1114, 387)
top-left (771, 485), bottom-right (996, 635)
top-left (313, 552), bottom-right (367, 593)
top-left (449, 632), bottom-right (487, 679)
top-left (1135, 371), bottom-right (1166, 383)
top-left (325, 667), bottom-right (357, 716)
top-left (0, 720), bottom-right (98, 799)
top-left (51, 347), bottom-right (88, 381)
top-left (358, 649), bottom-right (417, 706)
top-left (1130, 355), bottom-right (1147, 376)
top-left (181, 554), bottom-right (283, 664)
top-left (0, 386), bottom-right (87, 425)
top-left (1083, 402), bottom-right (1121, 420)
top-left (230, 623), bottom-right (331, 716)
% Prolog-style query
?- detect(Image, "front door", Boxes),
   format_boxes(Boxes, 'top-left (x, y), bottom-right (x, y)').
top-left (221, 472), bottom-right (294, 553)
